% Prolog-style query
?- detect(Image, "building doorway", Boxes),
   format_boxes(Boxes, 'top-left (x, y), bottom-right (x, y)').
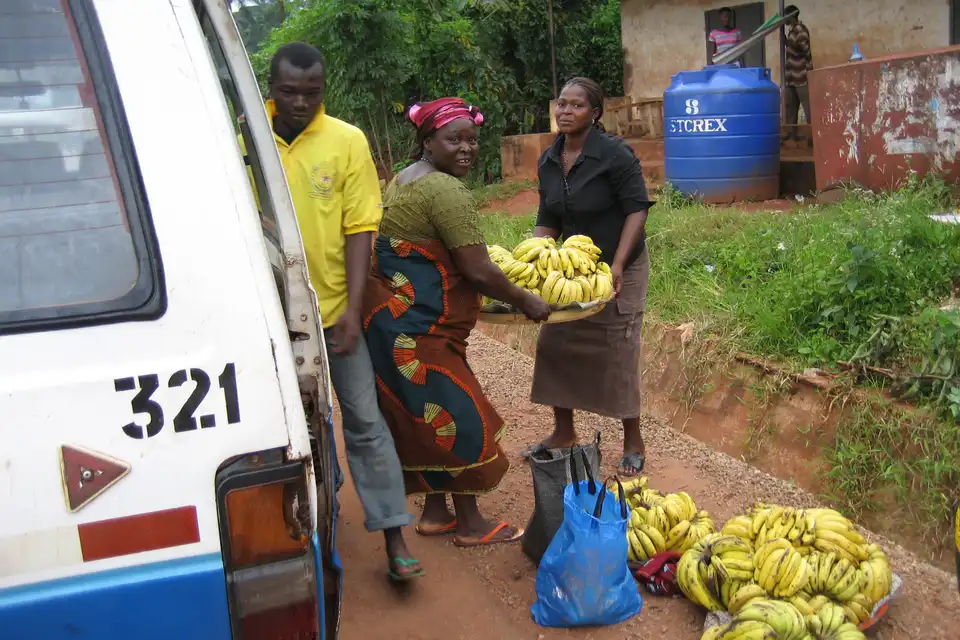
top-left (705, 2), bottom-right (766, 68)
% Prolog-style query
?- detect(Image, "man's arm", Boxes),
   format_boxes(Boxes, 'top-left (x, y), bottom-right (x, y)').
top-left (333, 131), bottom-right (383, 354)
top-left (798, 25), bottom-right (813, 68)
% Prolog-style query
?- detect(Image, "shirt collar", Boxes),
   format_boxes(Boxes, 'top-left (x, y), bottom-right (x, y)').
top-left (265, 99), bottom-right (326, 144)
top-left (548, 126), bottom-right (604, 162)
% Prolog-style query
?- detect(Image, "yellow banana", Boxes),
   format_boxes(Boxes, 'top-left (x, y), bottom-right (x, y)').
top-left (548, 248), bottom-right (561, 272)
top-left (573, 275), bottom-right (593, 302)
top-left (826, 556), bottom-right (852, 591)
top-left (662, 498), bottom-right (686, 529)
top-left (511, 237), bottom-right (549, 259)
top-left (755, 539), bottom-right (792, 569)
top-left (814, 529), bottom-right (867, 562)
top-left (548, 276), bottom-right (568, 305)
top-left (665, 520), bottom-right (692, 552)
top-left (727, 583), bottom-right (767, 614)
top-left (626, 530), bottom-right (640, 562)
top-left (817, 552), bottom-right (837, 592)
top-left (777, 555), bottom-right (809, 597)
top-left (634, 527), bottom-right (658, 559)
top-left (757, 549), bottom-right (789, 593)
top-left (843, 597), bottom-right (870, 625)
top-left (677, 549), bottom-right (724, 611)
top-left (712, 534), bottom-right (753, 556)
top-left (736, 600), bottom-right (806, 639)
top-left (638, 523), bottom-right (667, 552)
top-left (540, 272), bottom-right (562, 303)
top-left (818, 602), bottom-right (847, 633)
top-left (722, 515), bottom-right (755, 541)
top-left (830, 565), bottom-right (862, 602)
top-left (719, 620), bottom-right (778, 640)
top-left (787, 594), bottom-right (814, 617)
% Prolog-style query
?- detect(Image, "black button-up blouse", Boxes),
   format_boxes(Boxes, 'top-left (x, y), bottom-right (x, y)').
top-left (535, 127), bottom-right (654, 267)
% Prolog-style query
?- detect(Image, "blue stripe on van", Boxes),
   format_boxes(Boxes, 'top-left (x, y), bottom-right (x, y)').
top-left (0, 553), bottom-right (231, 639)
top-left (327, 413), bottom-right (344, 639)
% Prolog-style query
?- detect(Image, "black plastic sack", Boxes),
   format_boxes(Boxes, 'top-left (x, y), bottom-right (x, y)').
top-left (521, 433), bottom-right (602, 565)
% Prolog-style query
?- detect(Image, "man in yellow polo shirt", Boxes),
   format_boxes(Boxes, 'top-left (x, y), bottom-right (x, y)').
top-left (264, 42), bottom-right (420, 581)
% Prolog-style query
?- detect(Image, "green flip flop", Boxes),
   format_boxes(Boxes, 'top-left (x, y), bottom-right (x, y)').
top-left (387, 557), bottom-right (425, 582)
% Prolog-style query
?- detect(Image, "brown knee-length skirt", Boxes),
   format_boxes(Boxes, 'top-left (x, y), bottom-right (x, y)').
top-left (531, 246), bottom-right (650, 419)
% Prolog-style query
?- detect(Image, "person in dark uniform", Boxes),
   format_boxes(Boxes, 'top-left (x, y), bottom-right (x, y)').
top-left (523, 77), bottom-right (654, 476)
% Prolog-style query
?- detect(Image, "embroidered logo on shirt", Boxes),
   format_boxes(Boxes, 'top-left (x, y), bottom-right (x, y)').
top-left (310, 166), bottom-right (334, 200)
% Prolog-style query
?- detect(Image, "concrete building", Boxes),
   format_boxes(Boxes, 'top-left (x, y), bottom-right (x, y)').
top-left (621, 0), bottom-right (960, 99)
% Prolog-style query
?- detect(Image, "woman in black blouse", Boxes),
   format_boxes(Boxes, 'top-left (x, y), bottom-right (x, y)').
top-left (525, 77), bottom-right (654, 476)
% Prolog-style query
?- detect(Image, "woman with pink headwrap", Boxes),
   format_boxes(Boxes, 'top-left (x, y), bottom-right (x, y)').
top-left (362, 98), bottom-right (549, 548)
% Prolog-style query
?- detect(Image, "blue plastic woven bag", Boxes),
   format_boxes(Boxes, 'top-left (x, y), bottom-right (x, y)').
top-left (530, 449), bottom-right (643, 627)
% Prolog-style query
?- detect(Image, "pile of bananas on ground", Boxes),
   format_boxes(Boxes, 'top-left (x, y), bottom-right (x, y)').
top-left (702, 598), bottom-right (867, 640)
top-left (621, 477), bottom-right (717, 562)
top-left (721, 505), bottom-right (894, 626)
top-left (680, 504), bottom-right (894, 639)
top-left (677, 533), bottom-right (760, 612)
top-left (486, 235), bottom-right (614, 306)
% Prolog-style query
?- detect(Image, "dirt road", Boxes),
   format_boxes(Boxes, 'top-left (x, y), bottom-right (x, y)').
top-left (335, 334), bottom-right (959, 639)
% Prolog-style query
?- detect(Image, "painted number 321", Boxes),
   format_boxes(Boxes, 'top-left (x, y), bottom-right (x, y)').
top-left (114, 363), bottom-right (242, 439)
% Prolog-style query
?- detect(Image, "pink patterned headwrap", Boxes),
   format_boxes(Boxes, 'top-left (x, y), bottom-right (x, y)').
top-left (407, 97), bottom-right (484, 134)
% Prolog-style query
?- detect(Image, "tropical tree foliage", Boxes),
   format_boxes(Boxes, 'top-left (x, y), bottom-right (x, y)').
top-left (250, 0), bottom-right (623, 182)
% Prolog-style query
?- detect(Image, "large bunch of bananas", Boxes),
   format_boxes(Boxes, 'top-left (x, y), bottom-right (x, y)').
top-left (486, 235), bottom-right (613, 306)
top-left (677, 534), bottom-right (756, 612)
top-left (804, 602), bottom-right (868, 640)
top-left (723, 506), bottom-right (869, 565)
top-left (703, 598), bottom-right (812, 640)
top-left (754, 539), bottom-right (810, 597)
top-left (623, 478), bottom-right (716, 563)
top-left (718, 505), bottom-right (893, 628)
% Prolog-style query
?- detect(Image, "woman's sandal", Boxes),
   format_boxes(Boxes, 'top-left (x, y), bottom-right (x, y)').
top-left (453, 521), bottom-right (524, 548)
top-left (387, 557), bottom-right (425, 582)
top-left (414, 519), bottom-right (458, 536)
top-left (618, 452), bottom-right (646, 476)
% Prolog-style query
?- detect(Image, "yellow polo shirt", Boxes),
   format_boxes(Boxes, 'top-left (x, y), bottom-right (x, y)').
top-left (241, 101), bottom-right (382, 328)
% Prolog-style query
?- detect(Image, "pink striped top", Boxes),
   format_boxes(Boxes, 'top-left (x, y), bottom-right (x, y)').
top-left (709, 28), bottom-right (743, 57)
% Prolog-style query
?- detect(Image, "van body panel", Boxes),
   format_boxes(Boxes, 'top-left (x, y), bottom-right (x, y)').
top-left (0, 0), bottom-right (294, 591)
top-left (0, 0), bottom-right (338, 635)
top-left (0, 554), bottom-right (231, 639)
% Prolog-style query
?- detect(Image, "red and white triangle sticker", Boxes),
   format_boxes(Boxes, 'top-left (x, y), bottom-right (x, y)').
top-left (59, 444), bottom-right (131, 513)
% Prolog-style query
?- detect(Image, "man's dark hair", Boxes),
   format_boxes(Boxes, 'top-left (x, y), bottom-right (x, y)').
top-left (719, 6), bottom-right (733, 14)
top-left (269, 42), bottom-right (325, 83)
top-left (784, 5), bottom-right (799, 17)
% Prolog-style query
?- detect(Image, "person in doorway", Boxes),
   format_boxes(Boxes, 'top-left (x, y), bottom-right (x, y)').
top-left (783, 5), bottom-right (814, 143)
top-left (523, 77), bottom-right (654, 477)
top-left (252, 42), bottom-right (421, 581)
top-left (709, 7), bottom-right (744, 66)
top-left (362, 98), bottom-right (550, 546)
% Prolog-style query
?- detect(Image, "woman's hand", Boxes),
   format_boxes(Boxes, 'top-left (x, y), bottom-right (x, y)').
top-left (519, 292), bottom-right (551, 322)
top-left (611, 262), bottom-right (624, 298)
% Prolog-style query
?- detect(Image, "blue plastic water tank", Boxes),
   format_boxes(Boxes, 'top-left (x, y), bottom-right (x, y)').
top-left (663, 65), bottom-right (781, 203)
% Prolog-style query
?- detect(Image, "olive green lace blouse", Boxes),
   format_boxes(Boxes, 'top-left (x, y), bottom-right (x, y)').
top-left (378, 171), bottom-right (486, 248)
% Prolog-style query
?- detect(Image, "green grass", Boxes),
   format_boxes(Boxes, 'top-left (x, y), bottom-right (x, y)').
top-left (478, 176), bottom-right (960, 552)
top-left (471, 180), bottom-right (537, 209)
top-left (479, 211), bottom-right (536, 250)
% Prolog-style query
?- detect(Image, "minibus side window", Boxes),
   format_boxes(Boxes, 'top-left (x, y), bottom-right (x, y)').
top-left (0, 0), bottom-right (164, 334)
top-left (195, 7), bottom-right (286, 305)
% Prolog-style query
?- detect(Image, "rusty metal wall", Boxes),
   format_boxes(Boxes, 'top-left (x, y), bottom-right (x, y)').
top-left (809, 46), bottom-right (960, 192)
